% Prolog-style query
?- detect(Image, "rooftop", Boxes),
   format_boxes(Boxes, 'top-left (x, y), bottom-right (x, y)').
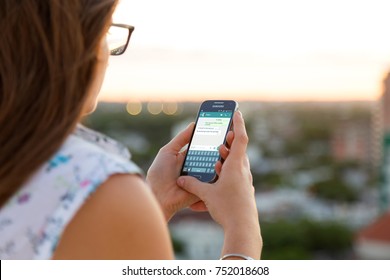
top-left (357, 211), bottom-right (390, 243)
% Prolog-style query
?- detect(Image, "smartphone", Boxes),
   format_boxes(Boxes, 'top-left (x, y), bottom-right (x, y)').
top-left (180, 100), bottom-right (238, 182)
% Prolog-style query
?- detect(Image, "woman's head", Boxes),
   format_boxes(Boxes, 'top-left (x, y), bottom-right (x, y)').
top-left (0, 0), bottom-right (118, 206)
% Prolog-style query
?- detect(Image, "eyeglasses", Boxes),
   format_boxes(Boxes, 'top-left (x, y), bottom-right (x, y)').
top-left (107, 24), bottom-right (134, 56)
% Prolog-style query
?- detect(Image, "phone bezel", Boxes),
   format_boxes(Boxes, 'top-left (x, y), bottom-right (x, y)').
top-left (180, 100), bottom-right (238, 183)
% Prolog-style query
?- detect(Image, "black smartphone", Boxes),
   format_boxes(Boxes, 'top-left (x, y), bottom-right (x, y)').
top-left (180, 100), bottom-right (238, 182)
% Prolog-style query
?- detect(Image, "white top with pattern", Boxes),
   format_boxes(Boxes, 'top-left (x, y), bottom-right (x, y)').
top-left (0, 124), bottom-right (142, 259)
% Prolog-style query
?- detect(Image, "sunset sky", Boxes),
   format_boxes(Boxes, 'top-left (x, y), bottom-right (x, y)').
top-left (100, 0), bottom-right (390, 102)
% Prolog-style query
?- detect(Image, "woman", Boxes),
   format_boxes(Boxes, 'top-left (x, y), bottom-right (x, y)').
top-left (0, 0), bottom-right (261, 259)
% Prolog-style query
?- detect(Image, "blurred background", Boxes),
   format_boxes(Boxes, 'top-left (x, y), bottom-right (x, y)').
top-left (84, 0), bottom-right (390, 259)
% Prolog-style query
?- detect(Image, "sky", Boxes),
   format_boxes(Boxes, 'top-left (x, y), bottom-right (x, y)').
top-left (100, 0), bottom-right (390, 102)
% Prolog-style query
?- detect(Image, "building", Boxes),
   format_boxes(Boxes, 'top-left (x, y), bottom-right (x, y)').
top-left (379, 72), bottom-right (390, 211)
top-left (355, 211), bottom-right (390, 259)
top-left (169, 210), bottom-right (223, 260)
top-left (331, 120), bottom-right (372, 164)
top-left (354, 72), bottom-right (390, 259)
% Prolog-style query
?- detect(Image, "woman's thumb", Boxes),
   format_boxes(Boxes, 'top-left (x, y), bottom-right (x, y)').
top-left (177, 176), bottom-right (208, 199)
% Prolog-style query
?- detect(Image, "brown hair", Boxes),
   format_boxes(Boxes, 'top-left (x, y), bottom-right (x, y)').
top-left (0, 0), bottom-right (118, 206)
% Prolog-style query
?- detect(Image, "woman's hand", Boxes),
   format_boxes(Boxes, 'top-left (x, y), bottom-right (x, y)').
top-left (146, 123), bottom-right (201, 221)
top-left (176, 111), bottom-right (262, 259)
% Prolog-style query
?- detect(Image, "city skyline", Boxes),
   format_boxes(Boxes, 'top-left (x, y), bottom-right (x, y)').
top-left (99, 0), bottom-right (390, 102)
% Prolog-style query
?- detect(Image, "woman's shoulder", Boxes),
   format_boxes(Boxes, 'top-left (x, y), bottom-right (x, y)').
top-left (49, 128), bottom-right (174, 259)
top-left (53, 173), bottom-right (174, 259)
top-left (0, 125), bottom-right (144, 259)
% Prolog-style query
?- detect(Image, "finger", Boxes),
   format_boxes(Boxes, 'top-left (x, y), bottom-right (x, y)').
top-left (229, 111), bottom-right (249, 157)
top-left (218, 144), bottom-right (229, 161)
top-left (189, 201), bottom-right (208, 212)
top-left (225, 131), bottom-right (234, 148)
top-left (164, 122), bottom-right (194, 152)
top-left (215, 160), bottom-right (222, 176)
top-left (177, 176), bottom-right (208, 200)
top-left (177, 147), bottom-right (188, 161)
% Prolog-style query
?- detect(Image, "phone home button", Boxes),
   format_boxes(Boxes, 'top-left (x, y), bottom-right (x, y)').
top-left (193, 175), bottom-right (202, 180)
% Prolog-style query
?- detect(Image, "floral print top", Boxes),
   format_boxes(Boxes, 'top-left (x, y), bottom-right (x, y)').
top-left (0, 124), bottom-right (143, 259)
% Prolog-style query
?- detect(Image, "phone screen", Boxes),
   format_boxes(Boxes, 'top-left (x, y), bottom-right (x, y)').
top-left (181, 100), bottom-right (237, 182)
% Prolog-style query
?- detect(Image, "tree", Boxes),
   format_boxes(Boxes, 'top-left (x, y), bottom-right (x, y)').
top-left (309, 179), bottom-right (358, 203)
top-left (260, 219), bottom-right (353, 260)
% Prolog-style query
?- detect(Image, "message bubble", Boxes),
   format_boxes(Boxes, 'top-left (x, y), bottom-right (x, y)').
top-left (195, 126), bottom-right (222, 136)
top-left (201, 119), bottom-right (229, 127)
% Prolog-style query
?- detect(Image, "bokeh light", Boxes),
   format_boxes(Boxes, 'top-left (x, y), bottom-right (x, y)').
top-left (147, 102), bottom-right (163, 115)
top-left (126, 102), bottom-right (142, 115)
top-left (163, 102), bottom-right (178, 115)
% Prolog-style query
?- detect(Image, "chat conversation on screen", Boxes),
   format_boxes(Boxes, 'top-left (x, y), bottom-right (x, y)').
top-left (194, 118), bottom-right (230, 136)
top-left (189, 113), bottom-right (232, 150)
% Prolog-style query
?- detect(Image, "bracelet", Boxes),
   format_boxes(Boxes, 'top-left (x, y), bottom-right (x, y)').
top-left (220, 253), bottom-right (255, 260)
